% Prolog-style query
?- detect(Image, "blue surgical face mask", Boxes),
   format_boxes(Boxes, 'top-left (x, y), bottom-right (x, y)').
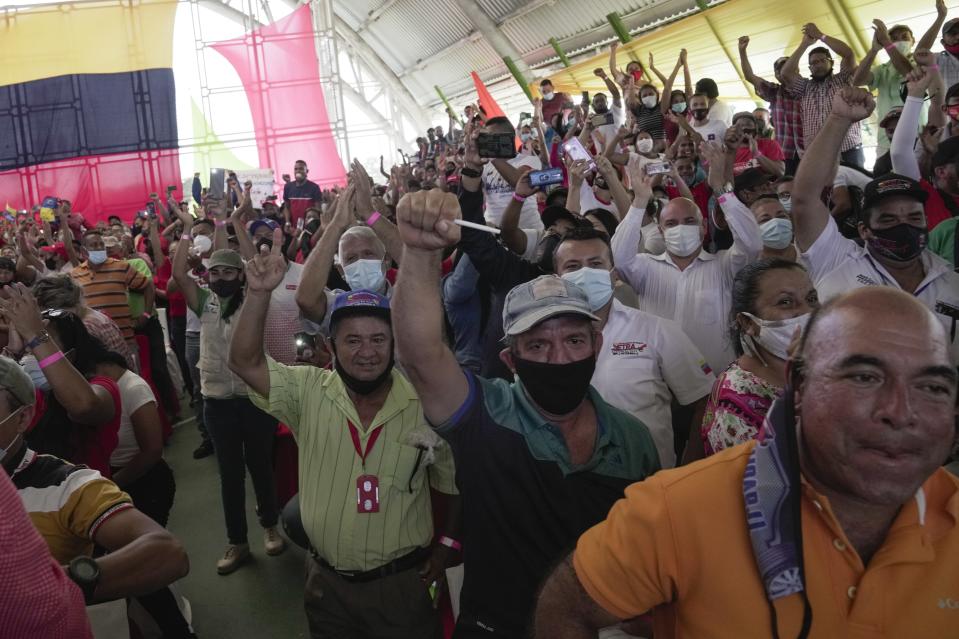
top-left (760, 217), bottom-right (794, 249)
top-left (779, 195), bottom-right (792, 212)
top-left (561, 267), bottom-right (614, 311)
top-left (87, 250), bottom-right (108, 265)
top-left (671, 102), bottom-right (687, 114)
top-left (20, 355), bottom-right (50, 392)
top-left (344, 259), bottom-right (386, 293)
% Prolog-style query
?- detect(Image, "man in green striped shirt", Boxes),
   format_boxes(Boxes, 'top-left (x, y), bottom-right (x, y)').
top-left (228, 231), bottom-right (459, 639)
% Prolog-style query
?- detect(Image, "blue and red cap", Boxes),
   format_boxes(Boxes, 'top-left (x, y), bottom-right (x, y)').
top-left (329, 290), bottom-right (391, 330)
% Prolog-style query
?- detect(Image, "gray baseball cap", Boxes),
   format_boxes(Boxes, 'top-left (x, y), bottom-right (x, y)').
top-left (502, 275), bottom-right (599, 337)
top-left (0, 356), bottom-right (36, 407)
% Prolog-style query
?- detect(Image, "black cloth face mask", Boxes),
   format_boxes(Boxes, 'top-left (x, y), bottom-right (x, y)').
top-left (331, 342), bottom-right (395, 396)
top-left (209, 278), bottom-right (242, 298)
top-left (513, 354), bottom-right (596, 415)
top-left (866, 222), bottom-right (927, 262)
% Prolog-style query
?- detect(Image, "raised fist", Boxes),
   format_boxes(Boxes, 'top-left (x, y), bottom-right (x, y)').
top-left (396, 190), bottom-right (462, 251)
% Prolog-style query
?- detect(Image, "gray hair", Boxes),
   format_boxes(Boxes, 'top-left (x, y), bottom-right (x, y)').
top-left (338, 225), bottom-right (386, 259)
top-left (33, 275), bottom-right (82, 311)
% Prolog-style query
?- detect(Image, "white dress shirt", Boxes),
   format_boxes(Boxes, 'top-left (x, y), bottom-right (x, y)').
top-left (802, 217), bottom-right (959, 363)
top-left (592, 299), bottom-right (715, 468)
top-left (612, 193), bottom-right (763, 372)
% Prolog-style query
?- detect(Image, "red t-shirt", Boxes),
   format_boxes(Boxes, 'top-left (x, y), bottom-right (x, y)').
top-left (919, 180), bottom-right (955, 231)
top-left (733, 139), bottom-right (785, 175)
top-left (155, 257), bottom-right (186, 318)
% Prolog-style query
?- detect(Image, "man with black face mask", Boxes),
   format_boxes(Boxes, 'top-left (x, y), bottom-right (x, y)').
top-left (228, 242), bottom-right (461, 639)
top-left (392, 189), bottom-right (660, 639)
top-left (793, 86), bottom-right (959, 363)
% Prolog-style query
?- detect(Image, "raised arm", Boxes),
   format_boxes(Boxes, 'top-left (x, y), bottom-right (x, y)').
top-left (917, 0), bottom-right (949, 52)
top-left (781, 30), bottom-right (816, 86)
top-left (852, 29), bottom-right (882, 87)
top-left (792, 87), bottom-right (875, 250)
top-left (1, 284), bottom-right (115, 426)
top-left (610, 161), bottom-right (652, 274)
top-left (892, 67), bottom-right (937, 180)
top-left (647, 52), bottom-right (668, 86)
top-left (595, 155), bottom-right (631, 219)
top-left (659, 52), bottom-right (684, 116)
top-left (228, 227), bottom-right (286, 397)
top-left (295, 187), bottom-right (354, 323)
top-left (805, 23), bottom-right (856, 74)
top-left (393, 190), bottom-right (469, 426)
top-left (594, 68), bottom-right (622, 106)
top-left (738, 37), bottom-right (764, 87)
top-left (351, 160), bottom-right (405, 266)
top-left (499, 168), bottom-right (536, 255)
top-left (171, 217), bottom-right (202, 315)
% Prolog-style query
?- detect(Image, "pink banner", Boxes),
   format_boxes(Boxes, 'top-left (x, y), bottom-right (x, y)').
top-left (212, 5), bottom-right (346, 188)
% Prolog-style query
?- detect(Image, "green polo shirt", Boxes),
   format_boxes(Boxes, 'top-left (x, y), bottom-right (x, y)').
top-left (929, 217), bottom-right (957, 269)
top-left (249, 357), bottom-right (458, 571)
top-left (126, 257), bottom-right (152, 319)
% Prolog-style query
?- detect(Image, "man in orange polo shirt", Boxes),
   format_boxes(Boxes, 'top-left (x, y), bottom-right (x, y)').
top-left (535, 286), bottom-right (959, 638)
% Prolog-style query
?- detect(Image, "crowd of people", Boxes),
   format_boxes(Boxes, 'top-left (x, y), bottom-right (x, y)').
top-left (3, 2), bottom-right (959, 638)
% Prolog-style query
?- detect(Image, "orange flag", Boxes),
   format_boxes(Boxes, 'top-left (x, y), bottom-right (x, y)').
top-left (471, 71), bottom-right (506, 120)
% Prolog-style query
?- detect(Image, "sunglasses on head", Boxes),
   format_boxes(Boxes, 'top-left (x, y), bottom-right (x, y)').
top-left (40, 308), bottom-right (69, 319)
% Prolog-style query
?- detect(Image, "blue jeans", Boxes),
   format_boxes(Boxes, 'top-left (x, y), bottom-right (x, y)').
top-left (442, 255), bottom-right (483, 374)
top-left (204, 397), bottom-right (279, 545)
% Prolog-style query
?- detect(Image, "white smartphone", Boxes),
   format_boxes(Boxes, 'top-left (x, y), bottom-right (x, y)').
top-left (562, 138), bottom-right (596, 171)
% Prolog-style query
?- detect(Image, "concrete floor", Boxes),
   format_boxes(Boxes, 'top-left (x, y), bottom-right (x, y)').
top-left (164, 415), bottom-right (308, 639)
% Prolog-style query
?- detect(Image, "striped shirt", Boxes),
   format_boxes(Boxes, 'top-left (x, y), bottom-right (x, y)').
top-left (789, 70), bottom-right (861, 153)
top-left (10, 447), bottom-right (133, 564)
top-left (249, 358), bottom-right (458, 571)
top-left (0, 469), bottom-right (92, 639)
top-left (754, 79), bottom-right (804, 159)
top-left (70, 258), bottom-right (150, 341)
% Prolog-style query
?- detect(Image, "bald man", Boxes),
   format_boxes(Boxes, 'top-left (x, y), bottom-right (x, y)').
top-left (535, 287), bottom-right (959, 638)
top-left (611, 184), bottom-right (762, 372)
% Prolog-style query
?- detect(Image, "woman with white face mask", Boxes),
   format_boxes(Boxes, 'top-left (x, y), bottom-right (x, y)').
top-left (693, 259), bottom-right (818, 461)
top-left (749, 195), bottom-right (798, 261)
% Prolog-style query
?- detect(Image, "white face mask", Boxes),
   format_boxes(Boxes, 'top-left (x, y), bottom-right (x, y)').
top-left (760, 217), bottom-right (794, 250)
top-left (663, 224), bottom-right (702, 257)
top-left (543, 91), bottom-right (555, 101)
top-left (343, 258), bottom-right (386, 293)
top-left (192, 233), bottom-right (213, 256)
top-left (561, 267), bottom-right (614, 311)
top-left (894, 40), bottom-right (912, 55)
top-left (779, 196), bottom-right (792, 213)
top-left (643, 224), bottom-right (666, 255)
top-left (641, 95), bottom-right (658, 109)
top-left (635, 138), bottom-right (654, 154)
top-left (741, 312), bottom-right (810, 361)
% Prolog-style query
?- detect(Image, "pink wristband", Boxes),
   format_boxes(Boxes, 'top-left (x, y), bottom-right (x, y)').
top-left (884, 42), bottom-right (896, 52)
top-left (215, 220), bottom-right (227, 227)
top-left (928, 64), bottom-right (940, 70)
top-left (366, 211), bottom-right (381, 226)
top-left (512, 193), bottom-right (527, 203)
top-left (439, 536), bottom-right (462, 551)
top-left (38, 351), bottom-right (64, 369)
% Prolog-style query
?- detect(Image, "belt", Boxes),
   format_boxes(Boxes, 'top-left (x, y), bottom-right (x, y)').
top-left (310, 547), bottom-right (427, 583)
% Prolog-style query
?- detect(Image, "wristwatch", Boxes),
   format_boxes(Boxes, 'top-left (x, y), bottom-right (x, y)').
top-left (24, 330), bottom-right (51, 352)
top-left (460, 167), bottom-right (482, 178)
top-left (67, 556), bottom-right (101, 605)
top-left (717, 182), bottom-right (735, 196)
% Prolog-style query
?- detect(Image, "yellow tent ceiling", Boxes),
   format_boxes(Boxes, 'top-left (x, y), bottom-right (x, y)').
top-left (537, 0), bottom-right (949, 104)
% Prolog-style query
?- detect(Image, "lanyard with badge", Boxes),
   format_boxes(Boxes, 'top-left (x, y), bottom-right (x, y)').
top-left (349, 421), bottom-right (384, 513)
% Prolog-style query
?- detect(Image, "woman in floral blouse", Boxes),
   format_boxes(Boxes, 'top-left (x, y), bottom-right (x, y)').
top-left (700, 257), bottom-right (818, 457)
